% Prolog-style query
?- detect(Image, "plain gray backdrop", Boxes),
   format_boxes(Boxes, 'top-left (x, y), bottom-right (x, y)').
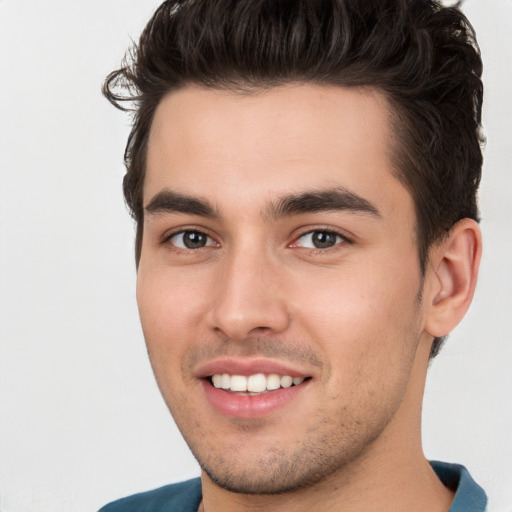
top-left (0, 1), bottom-right (511, 510)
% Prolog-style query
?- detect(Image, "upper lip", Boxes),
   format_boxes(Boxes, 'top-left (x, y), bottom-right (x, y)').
top-left (195, 358), bottom-right (311, 379)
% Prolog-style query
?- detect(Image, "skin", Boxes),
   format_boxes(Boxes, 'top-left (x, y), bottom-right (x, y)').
top-left (137, 84), bottom-right (481, 512)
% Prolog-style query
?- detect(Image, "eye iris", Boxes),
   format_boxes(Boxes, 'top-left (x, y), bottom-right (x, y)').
top-left (312, 231), bottom-right (337, 248)
top-left (183, 231), bottom-right (207, 249)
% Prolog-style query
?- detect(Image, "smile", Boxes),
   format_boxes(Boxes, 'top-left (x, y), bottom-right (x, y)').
top-left (210, 373), bottom-right (306, 393)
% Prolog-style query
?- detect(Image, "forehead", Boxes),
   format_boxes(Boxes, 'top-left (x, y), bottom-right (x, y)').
top-left (145, 84), bottom-right (409, 216)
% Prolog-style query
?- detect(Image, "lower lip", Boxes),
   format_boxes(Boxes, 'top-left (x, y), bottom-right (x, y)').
top-left (201, 380), bottom-right (308, 419)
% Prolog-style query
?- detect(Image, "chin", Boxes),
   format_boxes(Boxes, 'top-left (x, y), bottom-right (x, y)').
top-left (202, 465), bottom-right (330, 495)
top-left (194, 438), bottom-right (364, 496)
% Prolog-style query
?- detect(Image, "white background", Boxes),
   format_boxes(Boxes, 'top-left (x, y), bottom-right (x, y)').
top-left (0, 1), bottom-right (511, 511)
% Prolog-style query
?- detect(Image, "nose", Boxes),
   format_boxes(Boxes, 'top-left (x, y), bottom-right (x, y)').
top-left (205, 246), bottom-right (290, 341)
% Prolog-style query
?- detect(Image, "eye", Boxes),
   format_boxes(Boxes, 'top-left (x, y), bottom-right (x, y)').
top-left (294, 230), bottom-right (345, 249)
top-left (168, 230), bottom-right (217, 249)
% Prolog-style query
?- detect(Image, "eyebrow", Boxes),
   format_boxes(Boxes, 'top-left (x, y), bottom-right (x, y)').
top-left (145, 190), bottom-right (219, 218)
top-left (266, 188), bottom-right (381, 220)
top-left (144, 187), bottom-right (381, 221)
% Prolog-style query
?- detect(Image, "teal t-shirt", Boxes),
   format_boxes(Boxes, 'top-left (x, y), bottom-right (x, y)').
top-left (99, 461), bottom-right (486, 512)
top-left (431, 460), bottom-right (487, 511)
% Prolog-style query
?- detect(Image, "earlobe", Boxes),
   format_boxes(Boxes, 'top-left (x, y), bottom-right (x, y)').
top-left (424, 219), bottom-right (482, 338)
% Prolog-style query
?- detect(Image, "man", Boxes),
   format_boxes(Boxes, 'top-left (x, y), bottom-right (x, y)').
top-left (100, 0), bottom-right (486, 510)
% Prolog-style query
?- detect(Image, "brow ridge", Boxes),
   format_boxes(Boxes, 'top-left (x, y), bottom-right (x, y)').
top-left (266, 188), bottom-right (381, 219)
top-left (145, 187), bottom-right (380, 222)
top-left (145, 189), bottom-right (218, 218)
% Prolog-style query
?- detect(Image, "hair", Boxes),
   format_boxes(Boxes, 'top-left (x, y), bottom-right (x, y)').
top-left (103, 0), bottom-right (484, 358)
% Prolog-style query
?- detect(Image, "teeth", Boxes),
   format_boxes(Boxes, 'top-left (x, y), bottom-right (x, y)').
top-left (230, 375), bottom-right (248, 392)
top-left (221, 373), bottom-right (230, 390)
top-left (211, 373), bottom-right (305, 392)
top-left (280, 375), bottom-right (293, 388)
top-left (266, 374), bottom-right (281, 390)
top-left (248, 374), bottom-right (266, 392)
top-left (212, 374), bottom-right (223, 388)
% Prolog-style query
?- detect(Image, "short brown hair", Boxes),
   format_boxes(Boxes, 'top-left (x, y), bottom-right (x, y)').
top-left (104, 0), bottom-right (484, 357)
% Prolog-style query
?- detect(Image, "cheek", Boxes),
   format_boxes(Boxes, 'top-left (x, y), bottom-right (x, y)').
top-left (137, 263), bottom-right (208, 331)
top-left (136, 266), bottom-right (210, 382)
top-left (289, 256), bottom-right (422, 385)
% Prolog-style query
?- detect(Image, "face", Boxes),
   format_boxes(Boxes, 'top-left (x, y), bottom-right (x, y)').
top-left (137, 84), bottom-right (430, 494)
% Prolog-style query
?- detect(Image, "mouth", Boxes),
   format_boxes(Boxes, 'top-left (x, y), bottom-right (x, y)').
top-left (208, 373), bottom-right (310, 395)
top-left (197, 359), bottom-right (313, 418)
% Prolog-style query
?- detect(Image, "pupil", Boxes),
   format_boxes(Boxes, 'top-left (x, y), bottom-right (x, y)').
top-left (184, 231), bottom-right (206, 249)
top-left (313, 231), bottom-right (336, 248)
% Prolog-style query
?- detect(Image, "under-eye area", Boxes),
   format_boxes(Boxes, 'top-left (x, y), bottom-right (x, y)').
top-left (208, 373), bottom-right (312, 394)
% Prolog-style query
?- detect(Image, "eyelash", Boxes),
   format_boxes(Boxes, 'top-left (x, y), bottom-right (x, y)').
top-left (162, 229), bottom-right (218, 251)
top-left (291, 228), bottom-right (350, 252)
top-left (161, 228), bottom-right (351, 253)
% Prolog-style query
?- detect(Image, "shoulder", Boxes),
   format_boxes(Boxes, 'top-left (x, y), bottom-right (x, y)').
top-left (431, 461), bottom-right (487, 512)
top-left (98, 477), bottom-right (202, 512)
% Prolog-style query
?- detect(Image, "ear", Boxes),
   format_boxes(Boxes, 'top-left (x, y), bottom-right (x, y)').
top-left (424, 218), bottom-right (482, 338)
